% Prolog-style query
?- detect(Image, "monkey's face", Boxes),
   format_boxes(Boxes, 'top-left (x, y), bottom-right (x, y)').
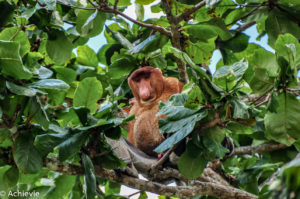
top-left (128, 67), bottom-right (164, 105)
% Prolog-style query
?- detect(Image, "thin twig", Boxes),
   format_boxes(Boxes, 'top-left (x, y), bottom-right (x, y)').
top-left (151, 143), bottom-right (178, 175)
top-left (250, 86), bottom-right (274, 105)
top-left (235, 21), bottom-right (256, 32)
top-left (114, 0), bottom-right (119, 10)
top-left (227, 2), bottom-right (266, 27)
top-left (101, 6), bottom-right (171, 37)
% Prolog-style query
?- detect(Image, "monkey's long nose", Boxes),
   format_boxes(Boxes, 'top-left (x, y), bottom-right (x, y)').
top-left (140, 90), bottom-right (152, 101)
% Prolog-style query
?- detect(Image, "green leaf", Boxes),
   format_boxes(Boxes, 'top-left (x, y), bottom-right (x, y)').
top-left (183, 20), bottom-right (231, 42)
top-left (213, 65), bottom-right (236, 91)
top-left (3, 166), bottom-right (19, 188)
top-left (184, 38), bottom-right (215, 65)
top-left (6, 81), bottom-right (39, 97)
top-left (135, 3), bottom-right (144, 21)
top-left (178, 143), bottom-right (207, 179)
top-left (213, 61), bottom-right (248, 91)
top-left (109, 0), bottom-right (131, 6)
top-left (245, 48), bottom-right (277, 93)
top-left (35, 133), bottom-right (69, 157)
top-left (77, 45), bottom-right (98, 67)
top-left (275, 34), bottom-right (300, 70)
top-left (28, 79), bottom-right (70, 91)
top-left (227, 121), bottom-right (253, 135)
top-left (13, 131), bottom-right (43, 173)
top-left (135, 0), bottom-right (155, 5)
top-left (0, 40), bottom-right (32, 79)
top-left (0, 27), bottom-right (30, 57)
top-left (76, 9), bottom-right (106, 38)
top-left (54, 67), bottom-right (77, 84)
top-left (36, 0), bottom-right (56, 10)
top-left (73, 77), bottom-right (102, 114)
top-left (105, 181), bottom-right (121, 195)
top-left (46, 30), bottom-right (73, 64)
top-left (154, 94), bottom-right (207, 153)
top-left (58, 131), bottom-right (89, 161)
top-left (183, 83), bottom-right (204, 109)
top-left (106, 26), bottom-right (134, 49)
top-left (34, 66), bottom-right (53, 79)
top-left (25, 97), bottom-right (50, 130)
top-left (130, 35), bottom-right (157, 54)
top-left (82, 154), bottom-right (96, 199)
top-left (265, 93), bottom-right (300, 146)
top-left (45, 175), bottom-right (76, 199)
top-left (107, 57), bottom-right (136, 80)
top-left (265, 10), bottom-right (300, 47)
top-left (230, 99), bottom-right (252, 119)
top-left (202, 136), bottom-right (229, 158)
top-left (163, 46), bottom-right (211, 80)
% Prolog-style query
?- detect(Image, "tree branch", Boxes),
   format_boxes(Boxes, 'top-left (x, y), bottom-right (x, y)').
top-left (235, 21), bottom-right (256, 32)
top-left (161, 0), bottom-right (189, 84)
top-left (44, 158), bottom-right (257, 199)
top-left (176, 1), bottom-right (206, 22)
top-left (230, 143), bottom-right (287, 156)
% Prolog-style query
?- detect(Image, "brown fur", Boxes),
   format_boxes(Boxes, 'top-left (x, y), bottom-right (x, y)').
top-left (128, 66), bottom-right (183, 156)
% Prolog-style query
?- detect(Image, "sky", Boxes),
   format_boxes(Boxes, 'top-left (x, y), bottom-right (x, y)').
top-left (85, 1), bottom-right (274, 198)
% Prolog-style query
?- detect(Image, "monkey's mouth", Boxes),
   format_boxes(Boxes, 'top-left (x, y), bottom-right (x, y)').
top-left (140, 97), bottom-right (156, 104)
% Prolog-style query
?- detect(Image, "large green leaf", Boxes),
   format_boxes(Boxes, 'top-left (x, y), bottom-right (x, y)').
top-left (213, 61), bottom-right (248, 91)
top-left (73, 77), bottom-right (102, 114)
top-left (0, 41), bottom-right (32, 79)
top-left (154, 94), bottom-right (207, 153)
top-left (183, 19), bottom-right (231, 41)
top-left (54, 67), bottom-right (77, 84)
top-left (46, 30), bottom-right (73, 64)
top-left (45, 175), bottom-right (76, 199)
top-left (35, 133), bottom-right (69, 157)
top-left (25, 97), bottom-right (50, 130)
top-left (82, 154), bottom-right (96, 199)
top-left (58, 131), bottom-right (89, 161)
top-left (245, 48), bottom-right (277, 93)
top-left (36, 0), bottom-right (57, 10)
top-left (178, 143), bottom-right (207, 179)
top-left (265, 93), bottom-right (300, 146)
top-left (265, 10), bottom-right (300, 47)
top-left (3, 166), bottom-right (19, 188)
top-left (77, 45), bottom-right (98, 67)
top-left (76, 9), bottom-right (106, 38)
top-left (0, 27), bottom-right (30, 57)
top-left (28, 79), bottom-right (70, 91)
top-left (184, 38), bottom-right (216, 65)
top-left (107, 57), bottom-right (136, 80)
top-left (6, 81), bottom-right (40, 97)
top-left (13, 131), bottom-right (43, 173)
top-left (275, 34), bottom-right (300, 70)
top-left (163, 46), bottom-right (211, 80)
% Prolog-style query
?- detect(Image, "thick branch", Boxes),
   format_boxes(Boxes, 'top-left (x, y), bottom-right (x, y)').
top-left (230, 143), bottom-right (287, 156)
top-left (161, 0), bottom-right (189, 84)
top-left (44, 158), bottom-right (257, 199)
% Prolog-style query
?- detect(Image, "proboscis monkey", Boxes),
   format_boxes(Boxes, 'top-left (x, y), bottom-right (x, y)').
top-left (128, 66), bottom-right (183, 156)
